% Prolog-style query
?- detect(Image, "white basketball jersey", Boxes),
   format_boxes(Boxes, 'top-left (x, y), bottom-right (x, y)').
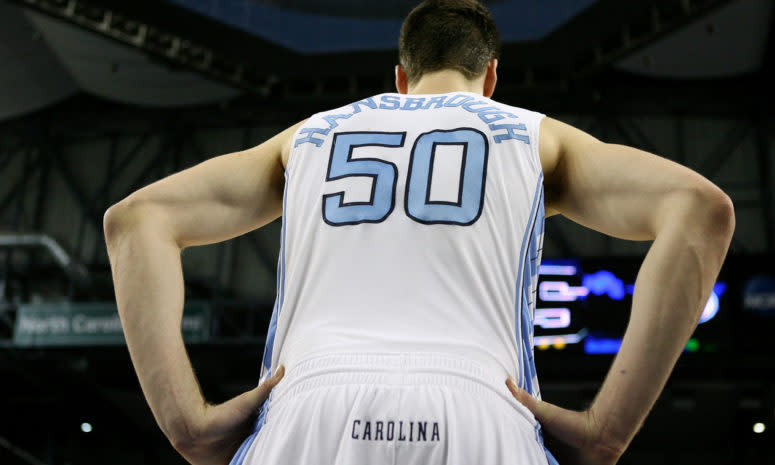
top-left (260, 91), bottom-right (546, 397)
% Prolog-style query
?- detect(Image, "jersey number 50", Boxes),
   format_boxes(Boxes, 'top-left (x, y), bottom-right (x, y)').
top-left (323, 128), bottom-right (489, 226)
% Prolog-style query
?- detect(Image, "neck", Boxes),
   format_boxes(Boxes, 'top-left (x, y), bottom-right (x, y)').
top-left (407, 70), bottom-right (484, 95)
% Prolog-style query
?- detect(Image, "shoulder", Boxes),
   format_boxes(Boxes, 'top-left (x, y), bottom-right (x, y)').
top-left (485, 98), bottom-right (545, 125)
top-left (277, 120), bottom-right (308, 169)
top-left (537, 116), bottom-right (602, 216)
top-left (538, 117), bottom-right (601, 174)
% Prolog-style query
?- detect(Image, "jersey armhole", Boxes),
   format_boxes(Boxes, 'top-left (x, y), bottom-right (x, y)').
top-left (531, 112), bottom-right (547, 178)
top-left (285, 114), bottom-right (321, 175)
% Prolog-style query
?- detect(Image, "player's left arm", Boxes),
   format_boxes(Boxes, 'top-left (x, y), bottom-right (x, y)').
top-left (104, 121), bottom-right (303, 465)
top-left (508, 116), bottom-right (735, 464)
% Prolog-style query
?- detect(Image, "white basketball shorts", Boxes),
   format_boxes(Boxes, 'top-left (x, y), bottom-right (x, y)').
top-left (230, 353), bottom-right (555, 465)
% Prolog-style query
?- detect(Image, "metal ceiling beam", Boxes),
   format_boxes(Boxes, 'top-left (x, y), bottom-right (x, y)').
top-left (0, 174), bottom-right (32, 218)
top-left (697, 123), bottom-right (751, 179)
top-left (0, 76), bottom-right (768, 143)
top-left (9, 0), bottom-right (743, 100)
top-left (566, 0), bottom-right (736, 79)
top-left (47, 140), bottom-right (105, 241)
top-left (8, 0), bottom-right (274, 94)
top-left (0, 234), bottom-right (88, 284)
top-left (0, 150), bottom-right (15, 174)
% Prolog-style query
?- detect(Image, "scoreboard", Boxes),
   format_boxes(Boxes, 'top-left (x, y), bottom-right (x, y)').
top-left (533, 256), bottom-right (775, 356)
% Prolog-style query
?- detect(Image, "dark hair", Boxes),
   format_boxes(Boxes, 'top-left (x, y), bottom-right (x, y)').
top-left (399, 0), bottom-right (501, 84)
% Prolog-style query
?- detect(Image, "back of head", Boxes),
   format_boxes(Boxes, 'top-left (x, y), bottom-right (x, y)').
top-left (399, 0), bottom-right (501, 85)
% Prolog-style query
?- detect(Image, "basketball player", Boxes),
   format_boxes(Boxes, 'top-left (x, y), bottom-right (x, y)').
top-left (104, 1), bottom-right (734, 464)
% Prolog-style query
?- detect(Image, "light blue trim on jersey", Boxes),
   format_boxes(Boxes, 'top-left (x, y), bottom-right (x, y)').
top-left (279, 170), bottom-right (288, 311)
top-left (229, 172), bottom-right (290, 465)
top-left (545, 447), bottom-right (560, 465)
top-left (535, 424), bottom-right (560, 465)
top-left (520, 189), bottom-right (544, 394)
top-left (261, 299), bottom-right (280, 378)
top-left (514, 175), bottom-right (557, 464)
top-left (261, 170), bottom-right (289, 379)
top-left (514, 173), bottom-right (544, 393)
top-left (229, 430), bottom-right (259, 465)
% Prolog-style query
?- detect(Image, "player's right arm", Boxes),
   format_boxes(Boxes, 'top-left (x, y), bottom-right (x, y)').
top-left (508, 117), bottom-right (734, 464)
top-left (104, 121), bottom-right (302, 465)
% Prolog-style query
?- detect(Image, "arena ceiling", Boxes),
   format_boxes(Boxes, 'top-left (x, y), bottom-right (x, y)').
top-left (0, 0), bottom-right (773, 120)
top-left (167, 0), bottom-right (598, 52)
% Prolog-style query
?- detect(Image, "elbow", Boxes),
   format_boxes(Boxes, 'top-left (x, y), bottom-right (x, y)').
top-left (169, 431), bottom-right (196, 456)
top-left (103, 199), bottom-right (136, 246)
top-left (718, 193), bottom-right (735, 240)
top-left (657, 182), bottom-right (735, 250)
top-left (700, 186), bottom-right (735, 244)
top-left (104, 198), bottom-right (180, 253)
top-left (103, 197), bottom-right (152, 246)
top-left (674, 183), bottom-right (736, 261)
top-left (103, 203), bottom-right (124, 245)
top-left (674, 179), bottom-right (734, 230)
top-left (167, 416), bottom-right (203, 455)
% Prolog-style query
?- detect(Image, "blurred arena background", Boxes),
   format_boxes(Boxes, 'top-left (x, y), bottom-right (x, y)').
top-left (0, 0), bottom-right (773, 463)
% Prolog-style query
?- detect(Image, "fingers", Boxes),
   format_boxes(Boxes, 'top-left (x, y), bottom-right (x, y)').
top-left (506, 377), bottom-right (582, 446)
top-left (250, 365), bottom-right (285, 409)
top-left (211, 366), bottom-right (286, 428)
top-left (506, 377), bottom-right (540, 413)
top-left (260, 365), bottom-right (286, 393)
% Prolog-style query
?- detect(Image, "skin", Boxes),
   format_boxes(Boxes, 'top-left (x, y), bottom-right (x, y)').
top-left (104, 59), bottom-right (734, 465)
